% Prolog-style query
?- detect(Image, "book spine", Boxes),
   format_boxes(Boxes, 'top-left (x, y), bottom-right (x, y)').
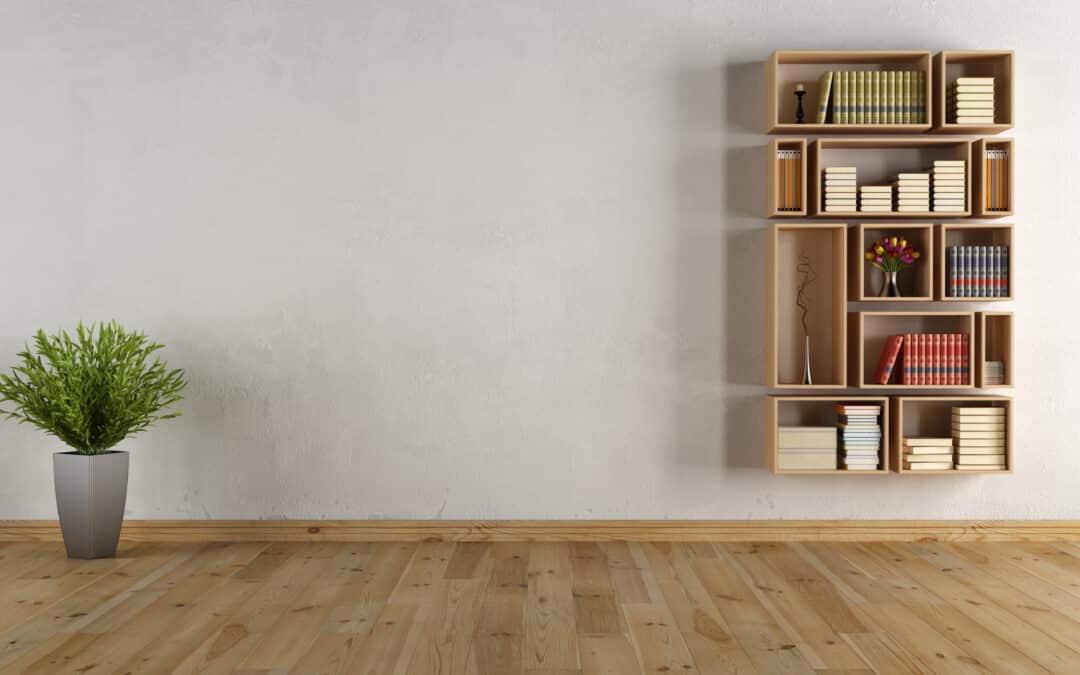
top-left (946, 333), bottom-right (955, 386)
top-left (902, 332), bottom-right (911, 384)
top-left (858, 71), bottom-right (865, 124)
top-left (874, 335), bottom-right (904, 385)
top-left (949, 246), bottom-right (957, 297)
top-left (916, 333), bottom-right (925, 385)
top-left (839, 71), bottom-right (848, 124)
top-left (991, 245), bottom-right (999, 297)
top-left (872, 71), bottom-right (880, 125)
top-left (961, 333), bottom-right (970, 385)
top-left (936, 333), bottom-right (943, 385)
top-left (1002, 246), bottom-right (1009, 296)
top-left (902, 71), bottom-right (911, 124)
top-left (918, 70), bottom-right (926, 123)
top-left (979, 245), bottom-right (988, 298)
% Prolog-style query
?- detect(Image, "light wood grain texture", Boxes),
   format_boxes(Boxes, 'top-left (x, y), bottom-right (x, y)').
top-left (934, 50), bottom-right (1014, 133)
top-left (977, 311), bottom-right (1013, 388)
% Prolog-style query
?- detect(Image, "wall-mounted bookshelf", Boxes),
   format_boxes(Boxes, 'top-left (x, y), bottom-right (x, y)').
top-left (767, 51), bottom-right (932, 134)
top-left (850, 311), bottom-right (975, 389)
top-left (974, 138), bottom-right (1013, 216)
top-left (936, 223), bottom-right (1013, 301)
top-left (849, 224), bottom-right (933, 301)
top-left (809, 138), bottom-right (972, 217)
top-left (767, 224), bottom-right (846, 389)
top-left (977, 312), bottom-right (1013, 388)
top-left (934, 51), bottom-right (1014, 134)
top-left (890, 396), bottom-right (1012, 474)
top-left (767, 396), bottom-right (889, 474)
top-left (768, 138), bottom-right (807, 216)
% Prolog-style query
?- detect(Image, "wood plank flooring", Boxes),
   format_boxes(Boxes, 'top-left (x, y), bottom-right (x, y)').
top-left (2, 541), bottom-right (1080, 673)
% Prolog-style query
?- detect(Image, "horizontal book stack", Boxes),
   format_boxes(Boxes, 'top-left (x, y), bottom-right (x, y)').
top-left (816, 70), bottom-right (926, 124)
top-left (985, 149), bottom-right (1009, 211)
top-left (903, 437), bottom-right (954, 471)
top-left (776, 149), bottom-right (802, 212)
top-left (823, 167), bottom-right (856, 212)
top-left (895, 172), bottom-right (929, 212)
top-left (837, 404), bottom-right (881, 470)
top-left (953, 407), bottom-right (1007, 471)
top-left (946, 245), bottom-right (1009, 297)
top-left (932, 160), bottom-right (966, 213)
top-left (859, 185), bottom-right (892, 213)
top-left (897, 333), bottom-right (969, 385)
top-left (951, 77), bottom-right (994, 125)
top-left (777, 426), bottom-right (837, 470)
top-left (984, 361), bottom-right (1006, 386)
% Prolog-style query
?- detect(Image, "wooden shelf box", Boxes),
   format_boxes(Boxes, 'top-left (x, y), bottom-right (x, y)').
top-left (850, 311), bottom-right (976, 389)
top-left (809, 138), bottom-right (973, 218)
top-left (890, 396), bottom-right (1012, 473)
top-left (849, 224), bottom-right (933, 301)
top-left (767, 224), bottom-right (846, 389)
top-left (767, 396), bottom-right (890, 474)
top-left (767, 51), bottom-right (932, 134)
top-left (977, 312), bottom-right (1013, 388)
top-left (974, 138), bottom-right (1014, 216)
top-left (767, 138), bottom-right (807, 217)
top-left (934, 51), bottom-right (1014, 134)
top-left (935, 223), bottom-right (1014, 301)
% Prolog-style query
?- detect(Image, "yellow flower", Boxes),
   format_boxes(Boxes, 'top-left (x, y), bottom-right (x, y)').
top-left (874, 245), bottom-right (884, 255)
top-left (890, 236), bottom-right (898, 248)
top-left (912, 251), bottom-right (921, 259)
top-left (900, 238), bottom-right (907, 248)
top-left (865, 252), bottom-right (875, 260)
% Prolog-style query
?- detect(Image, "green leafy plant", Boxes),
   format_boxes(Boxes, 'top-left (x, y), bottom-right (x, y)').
top-left (0, 321), bottom-right (185, 454)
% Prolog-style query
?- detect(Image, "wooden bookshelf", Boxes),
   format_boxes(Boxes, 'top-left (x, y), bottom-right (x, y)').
top-left (974, 138), bottom-right (1013, 216)
top-left (767, 224), bottom-right (847, 389)
top-left (767, 396), bottom-right (889, 474)
top-left (848, 224), bottom-right (933, 301)
top-left (935, 223), bottom-right (1014, 301)
top-left (977, 312), bottom-right (1013, 388)
top-left (809, 138), bottom-right (973, 217)
top-left (850, 311), bottom-right (975, 389)
top-left (767, 51), bottom-right (932, 134)
top-left (934, 51), bottom-right (1014, 134)
top-left (767, 138), bottom-right (807, 217)
top-left (890, 396), bottom-right (1012, 474)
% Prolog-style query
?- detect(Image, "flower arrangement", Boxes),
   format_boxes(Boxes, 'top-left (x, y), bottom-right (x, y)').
top-left (865, 235), bottom-right (920, 272)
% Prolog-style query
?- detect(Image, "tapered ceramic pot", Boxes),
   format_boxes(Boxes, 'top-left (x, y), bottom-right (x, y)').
top-left (53, 451), bottom-right (128, 559)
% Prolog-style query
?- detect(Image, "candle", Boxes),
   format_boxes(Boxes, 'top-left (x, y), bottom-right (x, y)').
top-left (795, 83), bottom-right (805, 93)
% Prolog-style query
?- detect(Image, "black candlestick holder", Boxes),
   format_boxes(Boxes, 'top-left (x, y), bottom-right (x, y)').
top-left (795, 89), bottom-right (806, 124)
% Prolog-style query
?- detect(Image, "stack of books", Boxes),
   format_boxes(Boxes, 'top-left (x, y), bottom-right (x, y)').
top-left (946, 245), bottom-right (1009, 297)
top-left (953, 407), bottom-right (1007, 471)
top-left (815, 70), bottom-right (927, 124)
top-left (837, 404), bottom-right (881, 470)
top-left (859, 185), bottom-right (892, 213)
top-left (984, 148), bottom-right (1009, 211)
top-left (903, 437), bottom-right (954, 471)
top-left (984, 361), bottom-right (1006, 386)
top-left (778, 426), bottom-right (837, 470)
top-left (888, 333), bottom-right (970, 385)
top-left (776, 149), bottom-right (802, 212)
top-left (823, 167), bottom-right (856, 212)
top-left (951, 77), bottom-right (995, 125)
top-left (895, 172), bottom-right (930, 212)
top-left (932, 160), bottom-right (966, 212)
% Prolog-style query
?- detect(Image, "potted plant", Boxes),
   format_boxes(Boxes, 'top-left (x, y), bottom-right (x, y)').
top-left (0, 322), bottom-right (185, 558)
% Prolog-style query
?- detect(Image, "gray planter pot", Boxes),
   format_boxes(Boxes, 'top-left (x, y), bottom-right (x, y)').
top-left (53, 451), bottom-right (129, 559)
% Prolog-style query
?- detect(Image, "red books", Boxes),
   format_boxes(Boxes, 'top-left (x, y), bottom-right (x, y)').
top-left (933, 334), bottom-right (941, 385)
top-left (902, 333), bottom-right (912, 384)
top-left (961, 333), bottom-right (970, 384)
top-left (918, 334), bottom-right (927, 385)
top-left (874, 335), bottom-right (904, 384)
top-left (946, 334), bottom-right (954, 385)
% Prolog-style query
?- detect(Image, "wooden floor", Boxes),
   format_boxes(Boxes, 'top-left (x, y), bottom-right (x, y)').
top-left (3, 542), bottom-right (1080, 674)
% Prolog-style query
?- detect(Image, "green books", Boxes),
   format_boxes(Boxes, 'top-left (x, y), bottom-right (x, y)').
top-left (817, 71), bottom-right (834, 123)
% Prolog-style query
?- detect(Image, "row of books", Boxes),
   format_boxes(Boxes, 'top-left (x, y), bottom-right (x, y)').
top-left (954, 406), bottom-right (1007, 471)
top-left (984, 360), bottom-right (1006, 386)
top-left (821, 160), bottom-right (965, 213)
top-left (932, 160), bottom-right (966, 213)
top-left (984, 149), bottom-right (1009, 211)
top-left (777, 426), bottom-right (837, 470)
top-left (816, 70), bottom-right (927, 124)
top-left (873, 333), bottom-right (970, 386)
top-left (837, 403), bottom-right (881, 471)
top-left (950, 77), bottom-right (995, 125)
top-left (776, 149), bottom-right (803, 212)
top-left (946, 245), bottom-right (1010, 297)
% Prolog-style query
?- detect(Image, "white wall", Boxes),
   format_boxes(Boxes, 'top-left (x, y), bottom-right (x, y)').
top-left (1, 0), bottom-right (1077, 520)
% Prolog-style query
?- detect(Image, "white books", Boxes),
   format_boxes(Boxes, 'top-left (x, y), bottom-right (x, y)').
top-left (905, 462), bottom-right (954, 471)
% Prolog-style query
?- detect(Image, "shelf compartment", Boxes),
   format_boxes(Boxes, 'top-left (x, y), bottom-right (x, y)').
top-left (767, 138), bottom-right (807, 217)
top-left (767, 224), bottom-right (846, 389)
top-left (767, 50), bottom-right (932, 134)
top-left (974, 138), bottom-right (1013, 216)
top-left (935, 223), bottom-right (1014, 301)
top-left (933, 51), bottom-right (1014, 134)
top-left (850, 311), bottom-right (975, 389)
top-left (809, 138), bottom-right (973, 218)
top-left (767, 396), bottom-right (890, 474)
top-left (890, 396), bottom-right (1012, 474)
top-left (977, 312), bottom-right (1013, 388)
top-left (849, 224), bottom-right (933, 301)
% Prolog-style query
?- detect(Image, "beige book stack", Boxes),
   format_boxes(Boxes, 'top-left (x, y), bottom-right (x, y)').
top-left (778, 426), bottom-right (837, 470)
top-left (951, 77), bottom-right (994, 124)
top-left (953, 407), bottom-right (1007, 470)
top-left (859, 185), bottom-right (893, 213)
top-left (932, 160), bottom-right (966, 213)
top-left (903, 437), bottom-right (954, 471)
top-left (895, 172), bottom-right (930, 212)
top-left (823, 167), bottom-right (856, 212)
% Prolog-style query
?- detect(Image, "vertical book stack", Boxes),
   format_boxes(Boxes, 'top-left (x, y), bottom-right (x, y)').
top-left (985, 148), bottom-right (1009, 211)
top-left (859, 185), bottom-right (893, 213)
top-left (823, 167), bottom-right (856, 212)
top-left (953, 407), bottom-right (1007, 470)
top-left (837, 404), bottom-right (882, 470)
top-left (776, 149), bottom-right (802, 212)
top-left (903, 437), bottom-right (954, 471)
top-left (777, 426), bottom-right (837, 470)
top-left (932, 160), bottom-right (966, 212)
top-left (895, 172), bottom-right (929, 212)
top-left (947, 245), bottom-right (1009, 297)
top-left (951, 77), bottom-right (995, 125)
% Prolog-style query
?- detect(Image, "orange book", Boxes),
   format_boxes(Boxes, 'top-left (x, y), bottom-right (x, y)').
top-left (874, 335), bottom-right (905, 385)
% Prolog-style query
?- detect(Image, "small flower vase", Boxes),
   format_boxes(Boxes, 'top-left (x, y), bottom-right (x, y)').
top-left (878, 270), bottom-right (901, 298)
top-left (801, 334), bottom-right (812, 385)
